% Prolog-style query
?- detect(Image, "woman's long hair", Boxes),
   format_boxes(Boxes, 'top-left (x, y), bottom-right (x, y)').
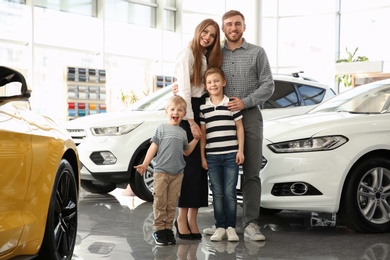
top-left (190, 19), bottom-right (222, 87)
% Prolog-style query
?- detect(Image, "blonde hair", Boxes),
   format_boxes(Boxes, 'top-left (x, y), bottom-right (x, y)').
top-left (166, 95), bottom-right (187, 110)
top-left (190, 19), bottom-right (223, 87)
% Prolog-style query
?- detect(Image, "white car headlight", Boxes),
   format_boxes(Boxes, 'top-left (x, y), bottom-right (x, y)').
top-left (91, 123), bottom-right (143, 136)
top-left (268, 135), bottom-right (348, 153)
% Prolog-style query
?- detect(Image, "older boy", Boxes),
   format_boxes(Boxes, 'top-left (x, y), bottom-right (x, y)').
top-left (199, 67), bottom-right (244, 242)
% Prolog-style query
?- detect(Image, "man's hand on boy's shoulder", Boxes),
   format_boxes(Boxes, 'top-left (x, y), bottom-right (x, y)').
top-left (227, 97), bottom-right (245, 111)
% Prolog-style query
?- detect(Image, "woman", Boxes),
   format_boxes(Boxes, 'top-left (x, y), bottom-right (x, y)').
top-left (174, 18), bottom-right (222, 240)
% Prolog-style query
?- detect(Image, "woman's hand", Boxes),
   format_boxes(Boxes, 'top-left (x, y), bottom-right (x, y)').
top-left (172, 82), bottom-right (179, 95)
top-left (190, 122), bottom-right (202, 140)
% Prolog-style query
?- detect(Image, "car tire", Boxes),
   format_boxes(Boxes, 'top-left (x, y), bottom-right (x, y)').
top-left (39, 159), bottom-right (78, 259)
top-left (130, 154), bottom-right (154, 202)
top-left (338, 156), bottom-right (390, 233)
top-left (81, 180), bottom-right (116, 194)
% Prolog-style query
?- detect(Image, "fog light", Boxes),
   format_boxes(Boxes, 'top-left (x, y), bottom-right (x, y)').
top-left (290, 182), bottom-right (308, 195)
top-left (90, 151), bottom-right (117, 165)
top-left (271, 182), bottom-right (322, 196)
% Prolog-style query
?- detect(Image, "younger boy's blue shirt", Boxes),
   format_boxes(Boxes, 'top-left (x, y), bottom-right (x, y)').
top-left (151, 123), bottom-right (189, 174)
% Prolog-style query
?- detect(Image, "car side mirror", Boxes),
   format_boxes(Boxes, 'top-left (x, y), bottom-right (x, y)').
top-left (0, 66), bottom-right (31, 105)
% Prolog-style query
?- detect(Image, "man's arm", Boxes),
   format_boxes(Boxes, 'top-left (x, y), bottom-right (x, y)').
top-left (241, 47), bottom-right (275, 108)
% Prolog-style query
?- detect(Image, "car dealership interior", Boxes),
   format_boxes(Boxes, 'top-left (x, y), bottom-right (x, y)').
top-left (1, 1), bottom-right (390, 259)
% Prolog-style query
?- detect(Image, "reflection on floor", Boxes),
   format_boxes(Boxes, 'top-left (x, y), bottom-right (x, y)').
top-left (73, 188), bottom-right (390, 260)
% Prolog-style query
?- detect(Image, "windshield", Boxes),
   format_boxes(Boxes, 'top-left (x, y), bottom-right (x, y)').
top-left (128, 86), bottom-right (173, 111)
top-left (309, 81), bottom-right (390, 114)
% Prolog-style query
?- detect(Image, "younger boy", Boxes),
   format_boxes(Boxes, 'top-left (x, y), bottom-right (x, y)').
top-left (200, 67), bottom-right (245, 242)
top-left (134, 95), bottom-right (199, 246)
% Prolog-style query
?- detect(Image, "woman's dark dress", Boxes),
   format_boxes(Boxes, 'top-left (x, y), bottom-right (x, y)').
top-left (178, 96), bottom-right (209, 208)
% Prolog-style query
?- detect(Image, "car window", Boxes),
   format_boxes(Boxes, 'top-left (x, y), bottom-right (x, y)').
top-left (298, 85), bottom-right (326, 105)
top-left (264, 81), bottom-right (299, 109)
top-left (310, 83), bottom-right (390, 114)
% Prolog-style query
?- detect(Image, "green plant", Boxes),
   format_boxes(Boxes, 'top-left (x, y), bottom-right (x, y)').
top-left (120, 89), bottom-right (139, 107)
top-left (335, 47), bottom-right (369, 88)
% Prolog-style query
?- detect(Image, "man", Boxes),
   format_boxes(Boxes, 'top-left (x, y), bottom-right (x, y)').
top-left (203, 10), bottom-right (274, 241)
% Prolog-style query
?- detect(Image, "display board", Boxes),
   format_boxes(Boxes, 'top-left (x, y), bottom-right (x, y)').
top-left (66, 67), bottom-right (106, 120)
top-left (155, 75), bottom-right (174, 91)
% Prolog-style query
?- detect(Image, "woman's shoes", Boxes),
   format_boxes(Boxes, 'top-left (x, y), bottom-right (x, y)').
top-left (187, 222), bottom-right (202, 240)
top-left (191, 232), bottom-right (202, 240)
top-left (174, 220), bottom-right (192, 240)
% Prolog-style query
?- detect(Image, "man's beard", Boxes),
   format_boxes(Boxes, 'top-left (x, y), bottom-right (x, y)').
top-left (225, 32), bottom-right (243, 42)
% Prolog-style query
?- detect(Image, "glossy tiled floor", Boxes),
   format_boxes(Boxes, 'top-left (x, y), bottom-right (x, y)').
top-left (73, 187), bottom-right (390, 260)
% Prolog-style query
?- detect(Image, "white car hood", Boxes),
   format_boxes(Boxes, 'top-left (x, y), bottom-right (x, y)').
top-left (262, 105), bottom-right (315, 120)
top-left (264, 111), bottom-right (382, 143)
top-left (66, 109), bottom-right (165, 129)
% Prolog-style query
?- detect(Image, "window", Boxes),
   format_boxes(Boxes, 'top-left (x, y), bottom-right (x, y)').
top-left (265, 81), bottom-right (299, 108)
top-left (298, 85), bottom-right (326, 105)
top-left (105, 0), bottom-right (157, 28)
top-left (163, 0), bottom-right (176, 31)
top-left (34, 0), bottom-right (97, 17)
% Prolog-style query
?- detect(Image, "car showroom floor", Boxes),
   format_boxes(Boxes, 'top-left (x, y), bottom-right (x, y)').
top-left (73, 187), bottom-right (390, 260)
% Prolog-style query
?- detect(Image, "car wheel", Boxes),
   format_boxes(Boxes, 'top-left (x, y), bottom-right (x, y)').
top-left (39, 159), bottom-right (78, 259)
top-left (338, 156), bottom-right (390, 233)
top-left (130, 154), bottom-right (154, 202)
top-left (81, 180), bottom-right (116, 194)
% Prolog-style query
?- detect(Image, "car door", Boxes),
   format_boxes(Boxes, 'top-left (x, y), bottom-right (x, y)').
top-left (0, 103), bottom-right (32, 255)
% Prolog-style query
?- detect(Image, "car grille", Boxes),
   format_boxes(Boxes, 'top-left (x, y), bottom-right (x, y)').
top-left (67, 128), bottom-right (86, 146)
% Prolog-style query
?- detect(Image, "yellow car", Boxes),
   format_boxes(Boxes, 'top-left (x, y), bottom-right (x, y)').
top-left (0, 67), bottom-right (80, 260)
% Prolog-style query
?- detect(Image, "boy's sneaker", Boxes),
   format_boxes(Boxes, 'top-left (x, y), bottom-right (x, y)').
top-left (226, 227), bottom-right (239, 242)
top-left (203, 225), bottom-right (216, 235)
top-left (244, 223), bottom-right (265, 241)
top-left (153, 230), bottom-right (168, 245)
top-left (166, 229), bottom-right (176, 245)
top-left (210, 227), bottom-right (226, 241)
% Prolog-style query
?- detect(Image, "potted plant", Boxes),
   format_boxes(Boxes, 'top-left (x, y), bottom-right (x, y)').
top-left (335, 47), bottom-right (369, 88)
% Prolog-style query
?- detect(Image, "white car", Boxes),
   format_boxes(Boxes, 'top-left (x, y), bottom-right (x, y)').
top-left (66, 73), bottom-right (335, 202)
top-left (258, 79), bottom-right (390, 233)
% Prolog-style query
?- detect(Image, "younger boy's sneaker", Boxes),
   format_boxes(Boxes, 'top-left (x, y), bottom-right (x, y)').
top-left (244, 223), bottom-right (265, 241)
top-left (203, 225), bottom-right (216, 235)
top-left (210, 227), bottom-right (226, 241)
top-left (153, 230), bottom-right (168, 246)
top-left (226, 227), bottom-right (239, 242)
top-left (166, 229), bottom-right (176, 245)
